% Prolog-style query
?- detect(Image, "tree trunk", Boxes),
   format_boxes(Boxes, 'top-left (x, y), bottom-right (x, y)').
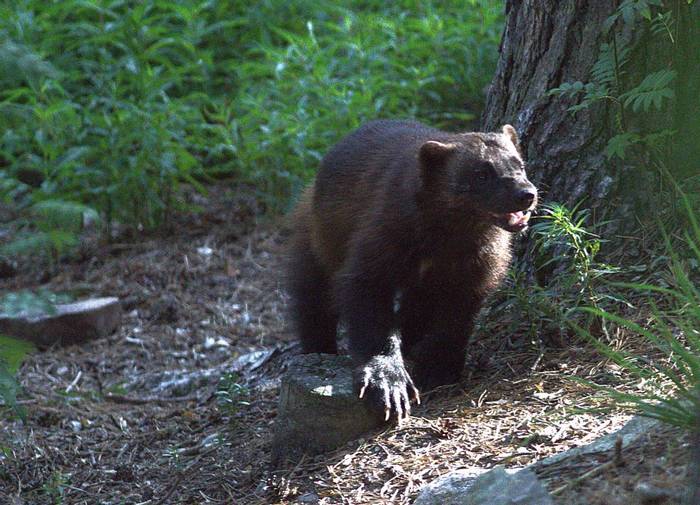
top-left (482, 1), bottom-right (616, 212)
top-left (481, 0), bottom-right (699, 222)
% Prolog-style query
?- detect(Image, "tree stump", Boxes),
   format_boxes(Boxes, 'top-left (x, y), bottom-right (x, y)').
top-left (0, 297), bottom-right (122, 348)
top-left (271, 354), bottom-right (384, 466)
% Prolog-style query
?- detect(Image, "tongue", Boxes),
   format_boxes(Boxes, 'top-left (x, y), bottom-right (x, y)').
top-left (508, 211), bottom-right (529, 226)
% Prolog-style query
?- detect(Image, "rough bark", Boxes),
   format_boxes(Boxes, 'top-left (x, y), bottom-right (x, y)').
top-left (482, 0), bottom-right (618, 211)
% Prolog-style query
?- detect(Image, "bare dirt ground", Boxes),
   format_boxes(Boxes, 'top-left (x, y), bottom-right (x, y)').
top-left (0, 186), bottom-right (693, 504)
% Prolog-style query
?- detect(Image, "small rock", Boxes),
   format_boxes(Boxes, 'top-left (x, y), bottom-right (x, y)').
top-left (271, 354), bottom-right (384, 466)
top-left (69, 420), bottom-right (82, 432)
top-left (197, 246), bottom-right (213, 257)
top-left (204, 336), bottom-right (230, 350)
top-left (115, 417), bottom-right (128, 431)
top-left (0, 297), bottom-right (122, 348)
top-left (201, 433), bottom-right (221, 448)
top-left (532, 416), bottom-right (659, 470)
top-left (413, 469), bottom-right (486, 505)
top-left (414, 466), bottom-right (554, 505)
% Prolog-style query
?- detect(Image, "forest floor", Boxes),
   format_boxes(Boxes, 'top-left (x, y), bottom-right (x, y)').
top-left (0, 186), bottom-right (693, 504)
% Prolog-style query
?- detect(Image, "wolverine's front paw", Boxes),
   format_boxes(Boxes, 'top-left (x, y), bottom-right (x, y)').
top-left (355, 355), bottom-right (420, 422)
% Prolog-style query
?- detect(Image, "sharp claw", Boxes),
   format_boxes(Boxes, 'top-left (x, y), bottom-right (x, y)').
top-left (385, 408), bottom-right (390, 421)
top-left (393, 390), bottom-right (403, 421)
top-left (359, 385), bottom-right (367, 399)
top-left (412, 386), bottom-right (421, 405)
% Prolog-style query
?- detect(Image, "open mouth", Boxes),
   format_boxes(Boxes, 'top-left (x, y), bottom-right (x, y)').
top-left (491, 210), bottom-right (532, 232)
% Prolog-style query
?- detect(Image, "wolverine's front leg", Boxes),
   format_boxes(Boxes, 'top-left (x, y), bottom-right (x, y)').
top-left (336, 239), bottom-right (420, 421)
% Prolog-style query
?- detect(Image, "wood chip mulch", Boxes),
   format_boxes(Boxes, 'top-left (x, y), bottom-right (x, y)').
top-left (0, 185), bottom-right (694, 504)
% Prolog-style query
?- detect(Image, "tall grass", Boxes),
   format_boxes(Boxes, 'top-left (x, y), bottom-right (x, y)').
top-left (575, 191), bottom-right (700, 430)
top-left (0, 0), bottom-right (504, 258)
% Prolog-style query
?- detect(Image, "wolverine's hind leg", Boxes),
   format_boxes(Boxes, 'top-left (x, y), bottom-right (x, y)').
top-left (288, 226), bottom-right (339, 354)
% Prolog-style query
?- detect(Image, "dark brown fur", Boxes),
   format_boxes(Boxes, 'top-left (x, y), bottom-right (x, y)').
top-left (288, 120), bottom-right (537, 418)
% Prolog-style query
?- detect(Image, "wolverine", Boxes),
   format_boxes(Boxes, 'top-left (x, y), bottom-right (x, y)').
top-left (287, 120), bottom-right (537, 420)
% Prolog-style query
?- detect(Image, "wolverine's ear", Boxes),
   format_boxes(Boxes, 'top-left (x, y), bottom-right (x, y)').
top-left (501, 124), bottom-right (519, 149)
top-left (419, 140), bottom-right (456, 169)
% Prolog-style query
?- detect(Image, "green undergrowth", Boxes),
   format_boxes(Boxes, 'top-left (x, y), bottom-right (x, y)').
top-left (575, 189), bottom-right (700, 430)
top-left (0, 0), bottom-right (503, 260)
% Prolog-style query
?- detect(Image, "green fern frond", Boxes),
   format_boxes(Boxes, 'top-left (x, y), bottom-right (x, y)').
top-left (620, 69), bottom-right (676, 112)
top-left (591, 42), bottom-right (629, 91)
top-left (591, 43), bottom-right (616, 86)
top-left (619, 0), bottom-right (664, 24)
top-left (548, 81), bottom-right (586, 98)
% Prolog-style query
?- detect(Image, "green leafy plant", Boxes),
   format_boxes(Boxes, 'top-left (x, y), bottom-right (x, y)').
top-left (483, 202), bottom-right (620, 344)
top-left (215, 372), bottom-right (250, 417)
top-left (1, 199), bottom-right (98, 263)
top-left (530, 203), bottom-right (619, 307)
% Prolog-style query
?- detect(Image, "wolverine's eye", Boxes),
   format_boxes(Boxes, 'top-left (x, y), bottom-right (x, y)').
top-left (474, 161), bottom-right (494, 182)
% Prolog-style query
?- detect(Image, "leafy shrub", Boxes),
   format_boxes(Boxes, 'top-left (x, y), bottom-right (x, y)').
top-left (547, 0), bottom-right (700, 233)
top-left (548, 1), bottom-right (678, 120)
top-left (216, 372), bottom-right (250, 418)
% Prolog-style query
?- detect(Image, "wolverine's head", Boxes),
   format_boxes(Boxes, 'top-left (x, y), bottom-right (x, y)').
top-left (418, 125), bottom-right (538, 232)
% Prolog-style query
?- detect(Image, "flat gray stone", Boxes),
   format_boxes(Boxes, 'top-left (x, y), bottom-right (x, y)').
top-left (413, 468), bottom-right (487, 505)
top-left (532, 415), bottom-right (659, 470)
top-left (271, 353), bottom-right (384, 466)
top-left (414, 467), bottom-right (554, 505)
top-left (0, 297), bottom-right (121, 348)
